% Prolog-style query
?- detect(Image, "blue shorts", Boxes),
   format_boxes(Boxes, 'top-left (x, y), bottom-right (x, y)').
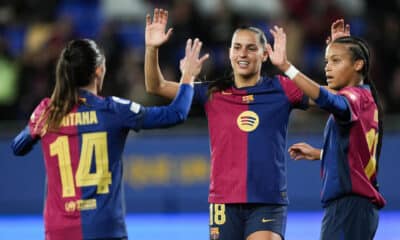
top-left (321, 195), bottom-right (379, 240)
top-left (209, 203), bottom-right (287, 240)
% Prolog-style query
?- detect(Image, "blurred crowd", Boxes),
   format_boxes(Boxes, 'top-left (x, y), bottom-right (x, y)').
top-left (0, 0), bottom-right (399, 121)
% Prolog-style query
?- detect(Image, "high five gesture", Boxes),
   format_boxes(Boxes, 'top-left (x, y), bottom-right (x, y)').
top-left (145, 8), bottom-right (173, 48)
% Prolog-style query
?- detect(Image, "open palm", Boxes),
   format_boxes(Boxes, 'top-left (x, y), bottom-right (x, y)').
top-left (145, 8), bottom-right (173, 48)
top-left (326, 19), bottom-right (351, 44)
top-left (266, 26), bottom-right (288, 71)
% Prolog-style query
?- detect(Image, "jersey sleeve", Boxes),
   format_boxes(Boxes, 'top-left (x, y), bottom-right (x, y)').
top-left (337, 88), bottom-right (363, 122)
top-left (314, 86), bottom-right (359, 123)
top-left (277, 75), bottom-right (309, 109)
top-left (193, 81), bottom-right (209, 105)
top-left (11, 98), bottom-right (50, 155)
top-left (112, 84), bottom-right (194, 131)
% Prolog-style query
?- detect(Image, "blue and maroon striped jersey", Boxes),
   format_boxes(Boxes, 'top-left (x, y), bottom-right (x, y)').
top-left (316, 85), bottom-right (386, 208)
top-left (194, 76), bottom-right (308, 204)
top-left (11, 85), bottom-right (193, 239)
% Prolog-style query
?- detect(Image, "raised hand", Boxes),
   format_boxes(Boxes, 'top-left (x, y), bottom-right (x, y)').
top-left (326, 19), bottom-right (351, 44)
top-left (179, 38), bottom-right (209, 84)
top-left (265, 26), bottom-right (290, 72)
top-left (145, 8), bottom-right (173, 48)
top-left (288, 142), bottom-right (321, 161)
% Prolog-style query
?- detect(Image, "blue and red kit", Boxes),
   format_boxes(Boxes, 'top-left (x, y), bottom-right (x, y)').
top-left (194, 76), bottom-right (308, 204)
top-left (315, 85), bottom-right (386, 208)
top-left (12, 84), bottom-right (193, 239)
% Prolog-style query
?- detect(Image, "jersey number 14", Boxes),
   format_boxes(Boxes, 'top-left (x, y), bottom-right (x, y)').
top-left (50, 132), bottom-right (112, 198)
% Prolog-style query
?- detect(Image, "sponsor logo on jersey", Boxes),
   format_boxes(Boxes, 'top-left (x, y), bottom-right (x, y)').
top-left (65, 199), bottom-right (97, 212)
top-left (237, 111), bottom-right (259, 132)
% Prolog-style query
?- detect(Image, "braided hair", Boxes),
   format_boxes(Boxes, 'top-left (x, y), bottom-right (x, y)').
top-left (333, 36), bottom-right (384, 185)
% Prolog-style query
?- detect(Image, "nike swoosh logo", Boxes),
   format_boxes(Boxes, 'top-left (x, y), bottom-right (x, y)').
top-left (221, 91), bottom-right (232, 95)
top-left (262, 218), bottom-right (275, 223)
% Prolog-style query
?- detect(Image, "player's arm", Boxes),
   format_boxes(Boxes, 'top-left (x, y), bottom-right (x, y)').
top-left (288, 142), bottom-right (322, 161)
top-left (144, 8), bottom-right (179, 99)
top-left (142, 38), bottom-right (208, 129)
top-left (11, 126), bottom-right (39, 156)
top-left (267, 26), bottom-right (349, 119)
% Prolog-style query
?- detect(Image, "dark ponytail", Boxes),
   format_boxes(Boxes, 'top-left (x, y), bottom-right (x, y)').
top-left (334, 36), bottom-right (384, 181)
top-left (46, 39), bottom-right (104, 130)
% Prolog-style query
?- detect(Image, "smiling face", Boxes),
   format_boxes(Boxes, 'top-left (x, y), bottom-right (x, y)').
top-left (229, 29), bottom-right (267, 85)
top-left (324, 43), bottom-right (364, 90)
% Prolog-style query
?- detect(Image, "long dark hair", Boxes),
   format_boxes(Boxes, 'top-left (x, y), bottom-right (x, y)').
top-left (45, 39), bottom-right (104, 130)
top-left (333, 36), bottom-right (384, 180)
top-left (207, 26), bottom-right (267, 97)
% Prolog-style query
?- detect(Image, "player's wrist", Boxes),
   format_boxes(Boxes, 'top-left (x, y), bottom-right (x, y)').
top-left (145, 45), bottom-right (160, 51)
top-left (315, 149), bottom-right (323, 160)
top-left (284, 64), bottom-right (300, 80)
top-left (180, 73), bottom-right (195, 85)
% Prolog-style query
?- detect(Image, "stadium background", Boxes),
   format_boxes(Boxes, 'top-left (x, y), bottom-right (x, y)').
top-left (0, 0), bottom-right (399, 239)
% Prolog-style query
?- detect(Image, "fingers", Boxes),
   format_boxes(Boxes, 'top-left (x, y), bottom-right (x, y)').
top-left (150, 8), bottom-right (168, 24)
top-left (199, 53), bottom-right (210, 64)
top-left (326, 36), bottom-right (331, 44)
top-left (165, 28), bottom-right (173, 40)
top-left (160, 9), bottom-right (168, 25)
top-left (185, 38), bottom-right (192, 58)
top-left (146, 14), bottom-right (151, 26)
top-left (153, 8), bottom-right (159, 23)
top-left (345, 24), bottom-right (350, 35)
top-left (332, 19), bottom-right (344, 32)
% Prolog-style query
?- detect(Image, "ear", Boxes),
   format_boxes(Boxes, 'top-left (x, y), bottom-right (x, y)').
top-left (95, 66), bottom-right (103, 78)
top-left (262, 45), bottom-right (268, 62)
top-left (354, 59), bottom-right (364, 72)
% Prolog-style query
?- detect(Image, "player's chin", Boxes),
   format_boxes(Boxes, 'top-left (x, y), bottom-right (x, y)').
top-left (327, 82), bottom-right (340, 91)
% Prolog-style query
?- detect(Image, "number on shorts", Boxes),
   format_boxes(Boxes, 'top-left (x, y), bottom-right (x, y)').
top-left (210, 204), bottom-right (226, 225)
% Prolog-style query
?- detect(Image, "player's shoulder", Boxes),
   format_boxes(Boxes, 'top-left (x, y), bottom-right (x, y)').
top-left (339, 86), bottom-right (371, 104)
top-left (105, 96), bottom-right (141, 114)
top-left (32, 98), bottom-right (51, 115)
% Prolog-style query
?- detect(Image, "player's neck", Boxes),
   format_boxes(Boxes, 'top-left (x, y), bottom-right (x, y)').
top-left (234, 74), bottom-right (260, 88)
top-left (80, 84), bottom-right (97, 95)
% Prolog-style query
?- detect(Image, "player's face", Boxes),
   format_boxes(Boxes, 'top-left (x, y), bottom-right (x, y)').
top-left (324, 43), bottom-right (361, 90)
top-left (229, 30), bottom-right (267, 79)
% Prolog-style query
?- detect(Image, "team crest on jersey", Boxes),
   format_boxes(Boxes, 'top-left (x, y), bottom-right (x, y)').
top-left (237, 110), bottom-right (259, 132)
top-left (210, 227), bottom-right (220, 240)
top-left (242, 94), bottom-right (254, 103)
top-left (65, 201), bottom-right (77, 212)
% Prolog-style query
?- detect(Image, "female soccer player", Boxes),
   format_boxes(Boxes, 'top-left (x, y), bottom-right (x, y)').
top-left (266, 21), bottom-right (386, 239)
top-left (145, 8), bottom-right (312, 240)
top-left (11, 37), bottom-right (207, 240)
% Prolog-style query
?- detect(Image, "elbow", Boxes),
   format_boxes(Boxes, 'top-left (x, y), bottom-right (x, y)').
top-left (145, 84), bottom-right (156, 94)
top-left (174, 110), bottom-right (189, 124)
